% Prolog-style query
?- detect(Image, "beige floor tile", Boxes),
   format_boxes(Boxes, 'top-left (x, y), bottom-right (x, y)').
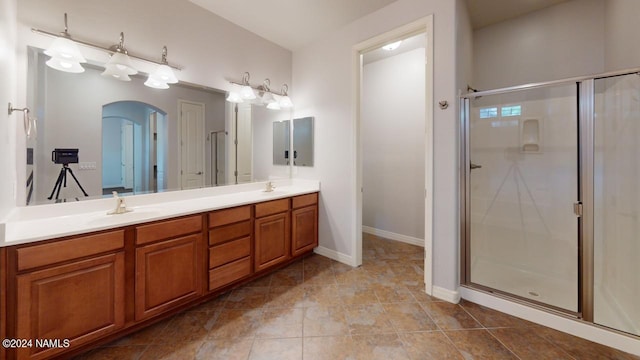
top-left (303, 336), bottom-right (358, 360)
top-left (256, 307), bottom-right (303, 338)
top-left (445, 329), bottom-right (518, 359)
top-left (108, 319), bottom-right (170, 346)
top-left (139, 338), bottom-right (204, 360)
top-left (208, 308), bottom-right (262, 339)
top-left (303, 268), bottom-right (337, 286)
top-left (80, 345), bottom-right (147, 360)
top-left (399, 331), bottom-right (464, 360)
top-left (421, 302), bottom-right (483, 330)
top-left (196, 338), bottom-right (254, 360)
top-left (303, 284), bottom-right (343, 307)
top-left (334, 266), bottom-right (374, 285)
top-left (248, 338), bottom-right (302, 360)
top-left (303, 305), bottom-right (350, 336)
top-left (338, 284), bottom-right (379, 306)
top-left (383, 302), bottom-right (437, 332)
top-left (160, 311), bottom-right (218, 343)
top-left (270, 268), bottom-right (303, 286)
top-left (351, 333), bottom-right (411, 360)
top-left (225, 286), bottom-right (269, 309)
top-left (344, 303), bottom-right (395, 335)
top-left (265, 285), bottom-right (306, 308)
top-left (408, 287), bottom-right (437, 302)
top-left (489, 327), bottom-right (573, 360)
top-left (371, 283), bottom-right (415, 303)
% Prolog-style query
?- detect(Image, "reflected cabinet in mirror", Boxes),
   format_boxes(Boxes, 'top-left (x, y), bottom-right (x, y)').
top-left (273, 120), bottom-right (290, 166)
top-left (293, 117), bottom-right (314, 167)
top-left (25, 47), bottom-right (291, 205)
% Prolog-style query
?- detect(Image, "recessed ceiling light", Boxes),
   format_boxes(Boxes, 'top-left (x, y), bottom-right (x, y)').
top-left (382, 40), bottom-right (402, 51)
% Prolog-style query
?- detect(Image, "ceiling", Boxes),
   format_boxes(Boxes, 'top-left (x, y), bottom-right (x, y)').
top-left (363, 33), bottom-right (425, 65)
top-left (189, 0), bottom-right (398, 51)
top-left (189, 0), bottom-right (571, 50)
top-left (466, 0), bottom-right (570, 29)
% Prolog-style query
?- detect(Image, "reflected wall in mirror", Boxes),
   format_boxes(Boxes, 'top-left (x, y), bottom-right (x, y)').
top-left (273, 120), bottom-right (290, 166)
top-left (293, 117), bottom-right (314, 167)
top-left (26, 47), bottom-right (291, 205)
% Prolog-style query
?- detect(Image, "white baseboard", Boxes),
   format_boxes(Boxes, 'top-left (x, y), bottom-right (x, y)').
top-left (432, 286), bottom-right (461, 304)
top-left (459, 287), bottom-right (640, 356)
top-left (313, 246), bottom-right (356, 267)
top-left (362, 226), bottom-right (424, 247)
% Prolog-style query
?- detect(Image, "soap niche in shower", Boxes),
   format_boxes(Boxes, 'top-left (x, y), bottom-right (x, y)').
top-left (520, 118), bottom-right (543, 153)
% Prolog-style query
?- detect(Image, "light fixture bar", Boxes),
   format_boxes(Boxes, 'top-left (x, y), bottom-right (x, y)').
top-left (229, 79), bottom-right (288, 96)
top-left (31, 27), bottom-right (182, 70)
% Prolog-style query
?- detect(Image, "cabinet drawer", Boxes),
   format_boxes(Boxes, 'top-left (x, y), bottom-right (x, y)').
top-left (17, 230), bottom-right (125, 271)
top-left (136, 215), bottom-right (202, 245)
top-left (255, 198), bottom-right (290, 218)
top-left (292, 192), bottom-right (318, 209)
top-left (209, 237), bottom-right (251, 268)
top-left (209, 205), bottom-right (251, 228)
top-left (209, 257), bottom-right (251, 291)
top-left (209, 220), bottom-right (251, 246)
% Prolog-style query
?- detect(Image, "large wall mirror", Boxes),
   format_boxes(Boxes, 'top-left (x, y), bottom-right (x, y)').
top-left (24, 48), bottom-right (291, 205)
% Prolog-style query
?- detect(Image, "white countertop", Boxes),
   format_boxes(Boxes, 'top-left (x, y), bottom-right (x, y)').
top-left (0, 179), bottom-right (320, 247)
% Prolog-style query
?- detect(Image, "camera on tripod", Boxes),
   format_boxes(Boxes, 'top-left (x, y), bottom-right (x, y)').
top-left (52, 148), bottom-right (79, 165)
top-left (48, 148), bottom-right (88, 202)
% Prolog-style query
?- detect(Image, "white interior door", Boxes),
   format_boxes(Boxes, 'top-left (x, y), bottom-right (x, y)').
top-left (121, 122), bottom-right (134, 190)
top-left (236, 103), bottom-right (252, 183)
top-left (180, 101), bottom-right (205, 189)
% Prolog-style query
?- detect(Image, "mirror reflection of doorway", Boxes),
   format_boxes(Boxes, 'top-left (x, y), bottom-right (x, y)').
top-left (102, 101), bottom-right (167, 196)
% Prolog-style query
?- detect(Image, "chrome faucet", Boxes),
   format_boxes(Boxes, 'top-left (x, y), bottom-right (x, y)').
top-left (107, 191), bottom-right (131, 215)
top-left (264, 181), bottom-right (276, 192)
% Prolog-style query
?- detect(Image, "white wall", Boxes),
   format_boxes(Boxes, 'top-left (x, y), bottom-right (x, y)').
top-left (15, 0), bottom-right (292, 205)
top-left (0, 0), bottom-right (17, 220)
top-left (362, 48), bottom-right (425, 240)
top-left (604, 0), bottom-right (640, 71)
top-left (473, 0), bottom-right (605, 90)
top-left (292, 0), bottom-right (460, 292)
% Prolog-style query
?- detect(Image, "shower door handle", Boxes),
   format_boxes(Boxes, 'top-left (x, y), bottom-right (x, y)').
top-left (470, 163), bottom-right (482, 170)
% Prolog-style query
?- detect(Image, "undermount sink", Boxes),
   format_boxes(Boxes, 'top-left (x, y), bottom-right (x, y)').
top-left (85, 208), bottom-right (163, 226)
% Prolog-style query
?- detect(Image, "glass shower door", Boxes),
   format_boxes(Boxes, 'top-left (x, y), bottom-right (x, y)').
top-left (467, 84), bottom-right (579, 312)
top-left (594, 74), bottom-right (640, 336)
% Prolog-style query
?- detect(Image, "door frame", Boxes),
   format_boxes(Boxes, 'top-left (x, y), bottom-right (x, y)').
top-left (352, 15), bottom-right (434, 295)
top-left (177, 100), bottom-right (206, 189)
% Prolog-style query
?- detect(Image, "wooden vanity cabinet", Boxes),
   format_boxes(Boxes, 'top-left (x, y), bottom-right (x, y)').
top-left (254, 198), bottom-right (291, 272)
top-left (134, 215), bottom-right (204, 321)
top-left (13, 230), bottom-right (126, 360)
top-left (208, 205), bottom-right (253, 291)
top-left (291, 193), bottom-right (319, 257)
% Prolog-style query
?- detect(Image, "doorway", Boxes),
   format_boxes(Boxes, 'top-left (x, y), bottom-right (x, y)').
top-left (179, 100), bottom-right (206, 189)
top-left (354, 16), bottom-right (434, 295)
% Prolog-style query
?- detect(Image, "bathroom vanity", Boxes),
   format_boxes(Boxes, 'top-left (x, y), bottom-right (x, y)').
top-left (0, 180), bottom-right (319, 360)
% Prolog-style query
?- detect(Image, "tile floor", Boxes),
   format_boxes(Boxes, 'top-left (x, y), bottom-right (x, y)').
top-left (76, 234), bottom-right (639, 360)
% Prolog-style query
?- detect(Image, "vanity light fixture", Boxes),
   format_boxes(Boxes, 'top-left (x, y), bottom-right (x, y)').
top-left (278, 84), bottom-right (293, 108)
top-left (227, 72), bottom-right (293, 109)
top-left (43, 13), bottom-right (86, 73)
top-left (101, 32), bottom-right (138, 81)
top-left (382, 40), bottom-right (402, 51)
top-left (32, 13), bottom-right (182, 81)
top-left (239, 72), bottom-right (257, 100)
top-left (145, 46), bottom-right (179, 89)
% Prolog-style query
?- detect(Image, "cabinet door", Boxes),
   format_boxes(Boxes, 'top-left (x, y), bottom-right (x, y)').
top-left (16, 253), bottom-right (125, 360)
top-left (135, 234), bottom-right (203, 321)
top-left (291, 205), bottom-right (318, 257)
top-left (254, 212), bottom-right (290, 272)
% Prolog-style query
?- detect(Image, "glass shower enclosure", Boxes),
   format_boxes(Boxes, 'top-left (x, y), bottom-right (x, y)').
top-left (461, 71), bottom-right (640, 336)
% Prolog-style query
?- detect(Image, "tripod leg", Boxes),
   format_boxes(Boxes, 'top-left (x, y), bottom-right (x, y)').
top-left (47, 168), bottom-right (66, 200)
top-left (55, 170), bottom-right (65, 201)
top-left (66, 167), bottom-right (89, 196)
